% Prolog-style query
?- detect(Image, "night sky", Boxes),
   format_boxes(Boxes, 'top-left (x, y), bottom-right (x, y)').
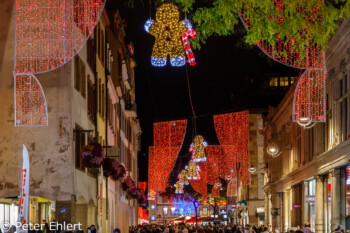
top-left (107, 1), bottom-right (299, 181)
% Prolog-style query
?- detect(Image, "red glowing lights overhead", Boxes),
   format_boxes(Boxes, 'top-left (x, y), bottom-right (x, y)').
top-left (14, 0), bottom-right (106, 126)
top-left (213, 111), bottom-right (250, 185)
top-left (148, 120), bottom-right (187, 196)
top-left (240, 0), bottom-right (326, 128)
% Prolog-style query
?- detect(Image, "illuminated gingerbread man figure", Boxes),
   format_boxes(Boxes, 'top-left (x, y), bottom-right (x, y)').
top-left (144, 3), bottom-right (192, 67)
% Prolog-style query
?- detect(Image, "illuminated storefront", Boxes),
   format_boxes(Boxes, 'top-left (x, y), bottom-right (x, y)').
top-left (346, 166), bottom-right (350, 229)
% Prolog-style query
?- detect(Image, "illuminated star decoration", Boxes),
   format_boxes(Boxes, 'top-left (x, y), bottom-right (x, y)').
top-left (240, 0), bottom-right (326, 128)
top-left (14, 0), bottom-right (106, 126)
top-left (144, 3), bottom-right (196, 67)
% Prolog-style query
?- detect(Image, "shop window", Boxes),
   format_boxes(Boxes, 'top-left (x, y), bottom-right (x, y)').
top-left (309, 179), bottom-right (316, 196)
top-left (203, 207), bottom-right (208, 216)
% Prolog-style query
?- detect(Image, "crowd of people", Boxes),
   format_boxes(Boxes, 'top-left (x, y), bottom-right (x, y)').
top-left (129, 223), bottom-right (346, 233)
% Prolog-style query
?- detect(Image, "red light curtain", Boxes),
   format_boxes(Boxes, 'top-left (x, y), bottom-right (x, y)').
top-left (189, 161), bottom-right (207, 200)
top-left (138, 182), bottom-right (147, 194)
top-left (213, 111), bottom-right (250, 185)
top-left (148, 120), bottom-right (187, 194)
top-left (240, 0), bottom-right (326, 126)
top-left (15, 0), bottom-right (106, 126)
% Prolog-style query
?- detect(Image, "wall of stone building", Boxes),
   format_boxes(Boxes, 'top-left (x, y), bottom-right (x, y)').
top-left (0, 0), bottom-right (74, 202)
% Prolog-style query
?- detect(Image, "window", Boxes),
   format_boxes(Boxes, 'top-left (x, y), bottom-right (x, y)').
top-left (269, 77), bottom-right (279, 87)
top-left (74, 56), bottom-right (86, 98)
top-left (98, 79), bottom-right (101, 114)
top-left (163, 207), bottom-right (168, 215)
top-left (291, 76), bottom-right (297, 84)
top-left (171, 207), bottom-right (176, 215)
top-left (75, 125), bottom-right (85, 169)
top-left (87, 79), bottom-right (96, 121)
top-left (280, 77), bottom-right (289, 86)
top-left (203, 207), bottom-right (208, 216)
top-left (87, 38), bottom-right (95, 70)
top-left (151, 204), bottom-right (155, 210)
top-left (151, 215), bottom-right (155, 221)
top-left (102, 85), bottom-right (105, 118)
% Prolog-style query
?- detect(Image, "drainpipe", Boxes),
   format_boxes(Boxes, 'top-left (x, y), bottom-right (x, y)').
top-left (105, 26), bottom-right (109, 221)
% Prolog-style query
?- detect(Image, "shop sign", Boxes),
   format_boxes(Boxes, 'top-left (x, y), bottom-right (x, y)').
top-left (51, 204), bottom-right (55, 211)
top-left (60, 208), bottom-right (68, 213)
top-left (256, 207), bottom-right (264, 213)
top-left (293, 205), bottom-right (301, 208)
top-left (158, 214), bottom-right (162, 219)
top-left (305, 196), bottom-right (315, 202)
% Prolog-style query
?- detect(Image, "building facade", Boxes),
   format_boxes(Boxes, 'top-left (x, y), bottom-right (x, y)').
top-left (262, 16), bottom-right (350, 233)
top-left (0, 1), bottom-right (141, 232)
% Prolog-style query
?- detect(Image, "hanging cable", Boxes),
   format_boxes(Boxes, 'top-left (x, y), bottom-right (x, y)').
top-left (185, 64), bottom-right (197, 135)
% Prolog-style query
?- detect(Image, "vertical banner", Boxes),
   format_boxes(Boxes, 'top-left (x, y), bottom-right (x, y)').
top-left (18, 145), bottom-right (30, 225)
top-left (99, 165), bottom-right (103, 233)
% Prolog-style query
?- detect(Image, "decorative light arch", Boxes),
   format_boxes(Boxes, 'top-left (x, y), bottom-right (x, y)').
top-left (14, 0), bottom-right (106, 126)
top-left (240, 0), bottom-right (327, 128)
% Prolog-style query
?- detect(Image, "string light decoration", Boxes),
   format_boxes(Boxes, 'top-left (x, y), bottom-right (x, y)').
top-left (144, 3), bottom-right (195, 67)
top-left (15, 75), bottom-right (48, 126)
top-left (148, 190), bottom-right (156, 201)
top-left (212, 186), bottom-right (220, 198)
top-left (240, 0), bottom-right (326, 128)
top-left (186, 161), bottom-right (200, 180)
top-left (14, 0), bottom-right (106, 126)
top-left (175, 181), bottom-right (184, 194)
top-left (189, 161), bottom-right (207, 199)
top-left (213, 112), bottom-right (250, 185)
top-left (227, 177), bottom-right (237, 197)
top-left (148, 120), bottom-right (187, 197)
top-left (138, 182), bottom-right (147, 194)
top-left (190, 135), bottom-right (208, 162)
top-left (179, 169), bottom-right (190, 185)
top-left (181, 27), bottom-right (197, 66)
top-left (293, 68), bottom-right (326, 128)
top-left (172, 194), bottom-right (200, 216)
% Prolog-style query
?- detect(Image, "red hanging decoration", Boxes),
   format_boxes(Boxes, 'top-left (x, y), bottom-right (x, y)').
top-left (181, 29), bottom-right (197, 66)
top-left (240, 0), bottom-right (326, 128)
top-left (148, 120), bottom-right (187, 195)
top-left (212, 186), bottom-right (220, 198)
top-left (138, 182), bottom-right (147, 194)
top-left (213, 111), bottom-right (250, 185)
top-left (14, 0), bottom-right (106, 126)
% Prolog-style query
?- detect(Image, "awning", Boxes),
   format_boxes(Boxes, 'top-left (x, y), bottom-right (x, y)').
top-left (185, 216), bottom-right (202, 223)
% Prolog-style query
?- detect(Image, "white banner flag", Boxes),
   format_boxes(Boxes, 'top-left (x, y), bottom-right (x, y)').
top-left (18, 145), bottom-right (30, 225)
top-left (99, 165), bottom-right (103, 233)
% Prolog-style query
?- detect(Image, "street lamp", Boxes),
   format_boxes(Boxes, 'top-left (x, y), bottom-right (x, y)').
top-left (248, 164), bottom-right (257, 174)
top-left (266, 142), bottom-right (281, 157)
top-left (297, 117), bottom-right (316, 129)
top-left (266, 143), bottom-right (292, 158)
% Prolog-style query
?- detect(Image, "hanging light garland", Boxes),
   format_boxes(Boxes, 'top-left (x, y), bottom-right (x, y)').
top-left (14, 0), bottom-right (106, 126)
top-left (190, 135), bottom-right (208, 162)
top-left (186, 161), bottom-right (200, 180)
top-left (148, 120), bottom-right (187, 197)
top-left (144, 3), bottom-right (196, 67)
top-left (174, 181), bottom-right (184, 194)
top-left (179, 169), bottom-right (189, 185)
top-left (240, 0), bottom-right (326, 128)
top-left (213, 112), bottom-right (250, 185)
